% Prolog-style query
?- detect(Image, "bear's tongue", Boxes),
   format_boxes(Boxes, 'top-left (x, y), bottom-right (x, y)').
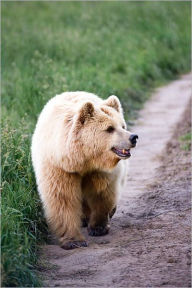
top-left (112, 147), bottom-right (131, 158)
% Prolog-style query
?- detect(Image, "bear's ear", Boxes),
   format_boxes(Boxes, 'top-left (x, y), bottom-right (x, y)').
top-left (104, 95), bottom-right (122, 113)
top-left (78, 102), bottom-right (95, 124)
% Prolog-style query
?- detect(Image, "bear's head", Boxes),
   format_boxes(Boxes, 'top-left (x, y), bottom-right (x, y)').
top-left (65, 95), bottom-right (138, 173)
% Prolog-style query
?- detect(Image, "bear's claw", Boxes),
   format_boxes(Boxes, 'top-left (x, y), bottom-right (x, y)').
top-left (109, 206), bottom-right (117, 219)
top-left (61, 240), bottom-right (88, 250)
top-left (88, 225), bottom-right (109, 237)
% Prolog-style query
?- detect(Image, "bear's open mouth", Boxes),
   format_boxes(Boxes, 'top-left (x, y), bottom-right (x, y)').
top-left (111, 147), bottom-right (131, 158)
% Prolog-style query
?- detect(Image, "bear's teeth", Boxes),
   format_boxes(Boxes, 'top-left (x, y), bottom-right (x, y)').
top-left (122, 149), bottom-right (125, 154)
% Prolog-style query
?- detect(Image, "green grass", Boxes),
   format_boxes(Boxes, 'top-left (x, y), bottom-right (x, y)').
top-left (1, 121), bottom-right (47, 287)
top-left (2, 2), bottom-right (191, 287)
top-left (180, 132), bottom-right (191, 151)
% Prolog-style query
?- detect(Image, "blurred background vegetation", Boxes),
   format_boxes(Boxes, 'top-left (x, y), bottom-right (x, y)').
top-left (2, 2), bottom-right (190, 287)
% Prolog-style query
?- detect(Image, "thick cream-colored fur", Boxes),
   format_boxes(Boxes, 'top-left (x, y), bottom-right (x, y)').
top-left (31, 91), bottom-right (132, 248)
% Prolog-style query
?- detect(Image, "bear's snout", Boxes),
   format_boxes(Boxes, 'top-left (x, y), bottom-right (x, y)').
top-left (129, 134), bottom-right (138, 147)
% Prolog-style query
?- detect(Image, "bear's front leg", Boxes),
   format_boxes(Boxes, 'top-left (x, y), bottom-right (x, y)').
top-left (39, 165), bottom-right (87, 249)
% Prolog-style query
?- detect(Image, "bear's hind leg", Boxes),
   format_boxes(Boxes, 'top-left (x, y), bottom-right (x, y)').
top-left (82, 200), bottom-right (91, 227)
top-left (87, 194), bottom-right (115, 237)
top-left (39, 166), bottom-right (87, 249)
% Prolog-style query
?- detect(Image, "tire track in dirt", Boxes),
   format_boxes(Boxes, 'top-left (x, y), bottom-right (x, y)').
top-left (40, 74), bottom-right (191, 287)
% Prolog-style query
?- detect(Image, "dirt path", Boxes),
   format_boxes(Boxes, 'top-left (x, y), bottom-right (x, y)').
top-left (40, 74), bottom-right (191, 287)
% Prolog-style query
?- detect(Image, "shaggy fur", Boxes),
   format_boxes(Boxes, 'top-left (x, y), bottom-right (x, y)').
top-left (31, 92), bottom-right (134, 249)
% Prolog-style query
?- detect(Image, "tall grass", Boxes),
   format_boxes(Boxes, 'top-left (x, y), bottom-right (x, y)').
top-left (2, 2), bottom-right (190, 287)
top-left (1, 121), bottom-right (47, 286)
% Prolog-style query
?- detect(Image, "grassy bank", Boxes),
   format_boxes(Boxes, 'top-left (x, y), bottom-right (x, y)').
top-left (2, 2), bottom-right (190, 287)
top-left (1, 121), bottom-right (47, 287)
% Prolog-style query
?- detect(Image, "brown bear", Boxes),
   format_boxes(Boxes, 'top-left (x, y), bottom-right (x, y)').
top-left (31, 92), bottom-right (138, 249)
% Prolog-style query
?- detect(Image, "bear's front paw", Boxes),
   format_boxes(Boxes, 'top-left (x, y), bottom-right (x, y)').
top-left (88, 225), bottom-right (109, 237)
top-left (61, 240), bottom-right (88, 250)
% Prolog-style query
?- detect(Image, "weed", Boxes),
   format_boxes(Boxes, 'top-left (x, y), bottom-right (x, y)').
top-left (180, 132), bottom-right (191, 151)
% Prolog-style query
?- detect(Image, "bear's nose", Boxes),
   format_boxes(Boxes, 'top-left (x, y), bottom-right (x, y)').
top-left (129, 134), bottom-right (138, 146)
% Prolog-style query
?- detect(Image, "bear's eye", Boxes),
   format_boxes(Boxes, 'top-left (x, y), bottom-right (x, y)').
top-left (122, 125), bottom-right (125, 129)
top-left (106, 126), bottom-right (115, 133)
